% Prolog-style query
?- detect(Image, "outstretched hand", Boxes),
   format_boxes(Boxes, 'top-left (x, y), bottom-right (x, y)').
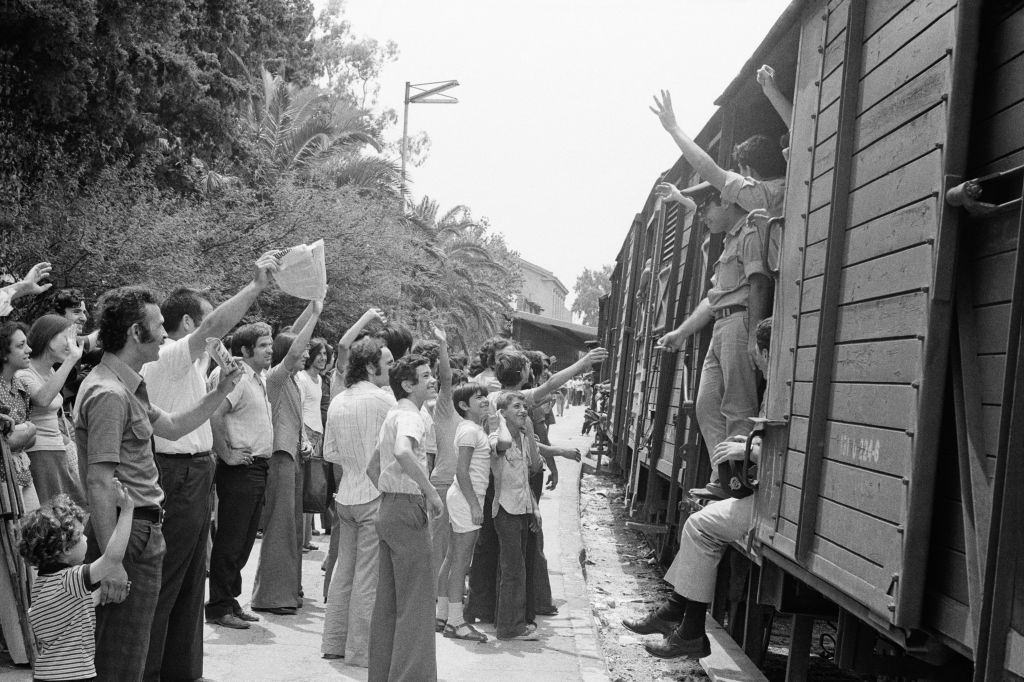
top-left (756, 65), bottom-right (778, 92)
top-left (360, 307), bottom-right (387, 326)
top-left (18, 262), bottom-right (53, 297)
top-left (254, 250), bottom-right (282, 289)
top-left (431, 324), bottom-right (447, 345)
top-left (65, 332), bottom-right (84, 364)
top-left (654, 182), bottom-right (698, 212)
top-left (583, 347), bottom-right (608, 366)
top-left (650, 90), bottom-right (678, 131)
top-left (656, 332), bottom-right (681, 352)
top-left (747, 208), bottom-right (771, 230)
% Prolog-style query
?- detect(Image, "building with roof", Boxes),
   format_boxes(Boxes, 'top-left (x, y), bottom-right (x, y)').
top-left (512, 257), bottom-right (597, 367)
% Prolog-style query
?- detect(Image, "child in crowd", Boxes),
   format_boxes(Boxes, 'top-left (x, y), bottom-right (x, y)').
top-left (438, 383), bottom-right (493, 642)
top-left (491, 390), bottom-right (542, 640)
top-left (18, 483), bottom-right (135, 681)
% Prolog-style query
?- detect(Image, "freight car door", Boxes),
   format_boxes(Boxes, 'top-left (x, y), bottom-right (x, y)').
top-left (755, 0), bottom-right (955, 630)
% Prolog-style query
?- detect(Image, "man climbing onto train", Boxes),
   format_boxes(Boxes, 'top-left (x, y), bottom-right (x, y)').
top-left (650, 88), bottom-right (783, 499)
top-left (623, 318), bottom-right (773, 660)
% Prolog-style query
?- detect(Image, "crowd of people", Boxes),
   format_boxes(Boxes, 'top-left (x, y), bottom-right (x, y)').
top-left (0, 59), bottom-right (794, 679)
top-left (0, 256), bottom-right (605, 681)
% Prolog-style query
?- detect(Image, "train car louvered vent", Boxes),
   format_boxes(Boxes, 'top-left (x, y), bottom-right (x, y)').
top-left (661, 203), bottom-right (679, 263)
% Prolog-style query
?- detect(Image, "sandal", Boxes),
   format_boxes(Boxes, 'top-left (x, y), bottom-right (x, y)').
top-left (443, 622), bottom-right (488, 642)
top-left (435, 617), bottom-right (447, 633)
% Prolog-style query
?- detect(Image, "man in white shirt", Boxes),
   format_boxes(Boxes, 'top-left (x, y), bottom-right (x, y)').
top-left (140, 252), bottom-right (278, 681)
top-left (367, 352), bottom-right (444, 682)
top-left (321, 337), bottom-right (395, 666)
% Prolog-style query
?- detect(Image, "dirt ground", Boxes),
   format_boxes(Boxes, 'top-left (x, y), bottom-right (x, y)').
top-left (577, 463), bottom-right (860, 682)
top-left (578, 467), bottom-right (707, 682)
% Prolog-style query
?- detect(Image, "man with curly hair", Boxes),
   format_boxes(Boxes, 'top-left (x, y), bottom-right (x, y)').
top-left (19, 487), bottom-right (135, 681)
top-left (74, 286), bottom-right (242, 681)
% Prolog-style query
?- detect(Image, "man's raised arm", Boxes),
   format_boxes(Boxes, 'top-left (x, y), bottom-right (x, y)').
top-left (281, 299), bottom-right (323, 370)
top-left (650, 90), bottom-right (729, 190)
top-left (432, 324), bottom-right (453, 402)
top-left (152, 363), bottom-right (242, 440)
top-left (333, 307), bottom-right (385, 392)
top-left (188, 251), bottom-right (281, 359)
top-left (531, 347), bottom-right (609, 404)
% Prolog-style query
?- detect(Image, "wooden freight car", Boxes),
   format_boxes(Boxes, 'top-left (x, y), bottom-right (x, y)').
top-left (598, 0), bottom-right (1024, 679)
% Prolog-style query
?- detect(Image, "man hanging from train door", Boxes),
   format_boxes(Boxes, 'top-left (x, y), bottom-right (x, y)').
top-left (650, 88), bottom-right (785, 499)
top-left (623, 318), bottom-right (773, 660)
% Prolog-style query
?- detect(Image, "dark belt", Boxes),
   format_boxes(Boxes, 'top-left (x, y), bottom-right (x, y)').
top-left (133, 506), bottom-right (164, 523)
top-left (155, 450), bottom-right (211, 459)
top-left (712, 306), bottom-right (746, 321)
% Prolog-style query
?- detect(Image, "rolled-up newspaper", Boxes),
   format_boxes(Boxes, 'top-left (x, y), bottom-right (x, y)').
top-left (205, 337), bottom-right (234, 371)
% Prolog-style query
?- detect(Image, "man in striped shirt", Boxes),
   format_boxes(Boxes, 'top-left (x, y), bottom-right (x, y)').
top-left (321, 337), bottom-right (395, 666)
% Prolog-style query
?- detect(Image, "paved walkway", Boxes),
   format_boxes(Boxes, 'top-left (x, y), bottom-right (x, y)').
top-left (2, 406), bottom-right (607, 681)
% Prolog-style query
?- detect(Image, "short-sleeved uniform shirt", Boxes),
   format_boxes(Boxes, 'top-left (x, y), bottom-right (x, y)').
top-left (141, 335), bottom-right (212, 454)
top-left (209, 362), bottom-right (274, 459)
top-left (375, 398), bottom-right (428, 496)
top-left (720, 170), bottom-right (786, 271)
top-left (452, 419), bottom-right (491, 499)
top-left (16, 366), bottom-right (63, 451)
top-left (28, 563), bottom-right (99, 681)
top-left (703, 217), bottom-right (768, 313)
top-left (74, 353), bottom-right (164, 508)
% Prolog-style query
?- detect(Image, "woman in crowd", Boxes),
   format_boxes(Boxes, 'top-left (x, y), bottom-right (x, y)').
top-left (296, 337), bottom-right (329, 548)
top-left (17, 314), bottom-right (86, 506)
top-left (0, 322), bottom-right (40, 514)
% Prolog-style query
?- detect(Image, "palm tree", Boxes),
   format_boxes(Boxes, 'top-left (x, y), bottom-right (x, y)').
top-left (402, 197), bottom-right (518, 349)
top-left (200, 68), bottom-right (400, 195)
top-left (245, 68), bottom-right (382, 186)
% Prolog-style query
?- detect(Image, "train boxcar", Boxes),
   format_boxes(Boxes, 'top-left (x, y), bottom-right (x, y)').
top-left (599, 1), bottom-right (1024, 679)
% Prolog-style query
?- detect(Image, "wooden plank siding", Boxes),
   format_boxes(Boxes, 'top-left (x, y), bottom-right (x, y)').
top-left (920, 2), bottom-right (1024, 656)
top-left (759, 0), bottom-right (956, 628)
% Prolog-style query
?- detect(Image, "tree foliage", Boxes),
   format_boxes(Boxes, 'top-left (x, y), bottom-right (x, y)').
top-left (0, 0), bottom-right (519, 347)
top-left (571, 265), bottom-right (613, 327)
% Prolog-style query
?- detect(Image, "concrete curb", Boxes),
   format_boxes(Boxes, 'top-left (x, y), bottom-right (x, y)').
top-left (557, 459), bottom-right (610, 681)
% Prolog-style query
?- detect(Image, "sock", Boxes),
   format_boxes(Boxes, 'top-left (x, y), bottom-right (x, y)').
top-left (448, 601), bottom-right (465, 626)
top-left (656, 591), bottom-right (687, 621)
top-left (436, 597), bottom-right (449, 621)
top-left (678, 600), bottom-right (709, 640)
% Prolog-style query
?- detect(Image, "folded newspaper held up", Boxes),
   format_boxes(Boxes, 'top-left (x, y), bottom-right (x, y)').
top-left (274, 239), bottom-right (328, 300)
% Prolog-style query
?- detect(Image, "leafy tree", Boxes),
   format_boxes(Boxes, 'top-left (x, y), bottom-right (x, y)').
top-left (572, 265), bottom-right (613, 326)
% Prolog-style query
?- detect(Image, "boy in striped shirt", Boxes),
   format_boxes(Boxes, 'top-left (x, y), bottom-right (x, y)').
top-left (18, 484), bottom-right (135, 681)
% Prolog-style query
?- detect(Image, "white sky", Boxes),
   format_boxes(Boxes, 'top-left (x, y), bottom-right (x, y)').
top-left (331, 0), bottom-right (790, 309)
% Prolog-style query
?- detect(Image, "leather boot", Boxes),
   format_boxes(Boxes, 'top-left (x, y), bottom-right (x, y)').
top-left (621, 611), bottom-right (679, 636)
top-left (644, 632), bottom-right (711, 659)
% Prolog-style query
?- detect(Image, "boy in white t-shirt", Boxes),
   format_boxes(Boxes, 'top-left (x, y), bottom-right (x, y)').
top-left (18, 484), bottom-right (135, 681)
top-left (438, 383), bottom-right (492, 641)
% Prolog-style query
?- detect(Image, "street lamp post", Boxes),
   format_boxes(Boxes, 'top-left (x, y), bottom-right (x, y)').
top-left (400, 79), bottom-right (459, 202)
